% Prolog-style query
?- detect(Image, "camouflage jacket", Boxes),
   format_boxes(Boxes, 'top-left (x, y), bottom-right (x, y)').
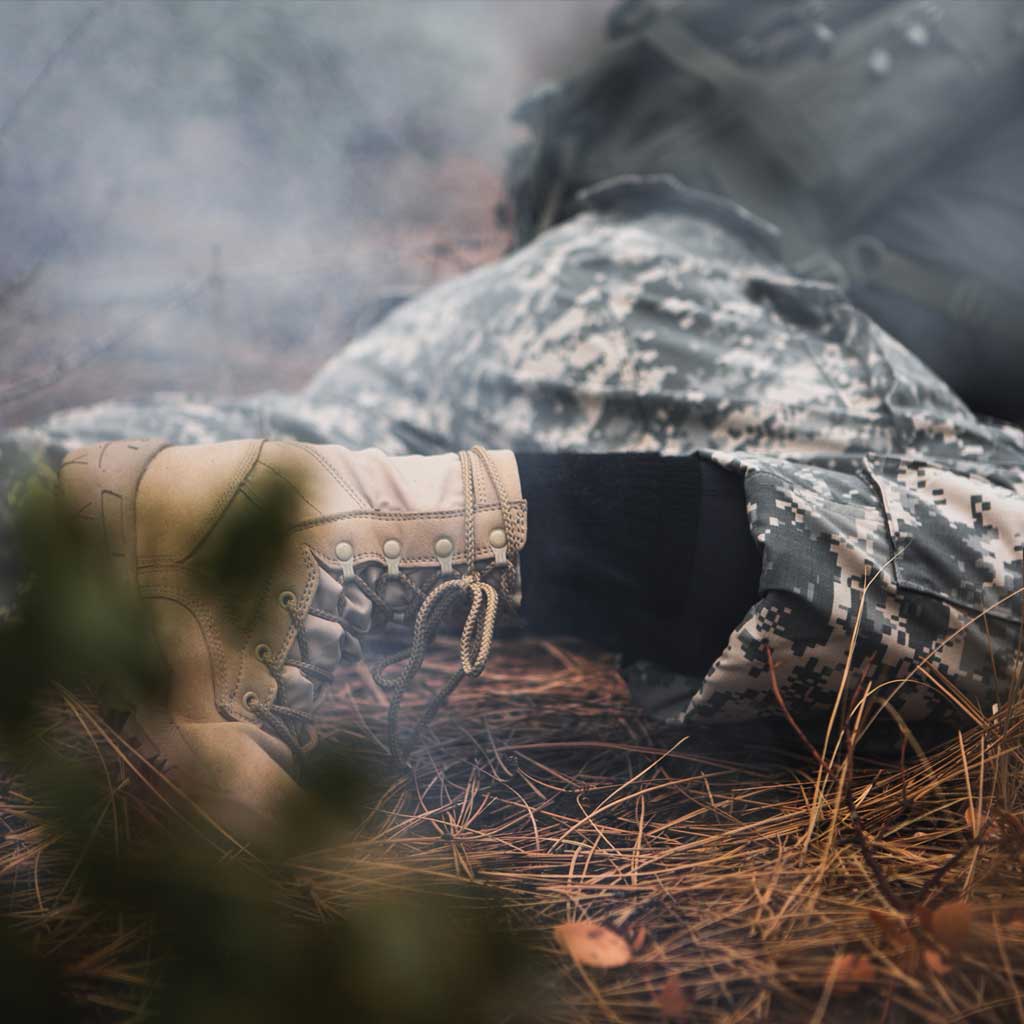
top-left (5, 176), bottom-right (1023, 733)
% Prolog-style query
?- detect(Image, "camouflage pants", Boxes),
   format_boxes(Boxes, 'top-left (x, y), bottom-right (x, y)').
top-left (5, 177), bottom-right (1023, 731)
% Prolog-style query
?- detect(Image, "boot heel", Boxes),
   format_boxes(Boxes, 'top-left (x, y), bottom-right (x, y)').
top-left (57, 440), bottom-right (168, 585)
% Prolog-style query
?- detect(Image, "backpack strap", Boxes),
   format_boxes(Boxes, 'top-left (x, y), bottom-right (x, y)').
top-left (831, 236), bottom-right (1024, 347)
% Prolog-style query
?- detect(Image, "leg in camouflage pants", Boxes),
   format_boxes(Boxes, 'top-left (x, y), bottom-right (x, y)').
top-left (5, 178), bottom-right (1023, 732)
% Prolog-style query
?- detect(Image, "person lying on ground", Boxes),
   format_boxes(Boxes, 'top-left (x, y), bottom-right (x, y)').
top-left (4, 177), bottom-right (1023, 835)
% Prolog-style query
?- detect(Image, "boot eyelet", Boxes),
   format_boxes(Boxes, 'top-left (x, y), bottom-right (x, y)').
top-left (243, 690), bottom-right (260, 710)
top-left (335, 541), bottom-right (356, 580)
top-left (434, 536), bottom-right (454, 574)
top-left (383, 538), bottom-right (402, 576)
top-left (278, 590), bottom-right (296, 609)
top-left (255, 643), bottom-right (272, 662)
top-left (489, 527), bottom-right (508, 566)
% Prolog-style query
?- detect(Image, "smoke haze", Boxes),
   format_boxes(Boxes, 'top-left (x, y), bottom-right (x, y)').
top-left (0, 1), bottom-right (612, 423)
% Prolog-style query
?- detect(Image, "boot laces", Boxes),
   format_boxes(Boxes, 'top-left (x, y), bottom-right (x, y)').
top-left (251, 446), bottom-right (519, 763)
top-left (252, 627), bottom-right (327, 759)
top-left (372, 446), bottom-right (516, 761)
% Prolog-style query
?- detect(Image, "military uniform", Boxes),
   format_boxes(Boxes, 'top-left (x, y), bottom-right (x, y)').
top-left (507, 0), bottom-right (1024, 421)
top-left (4, 177), bottom-right (1023, 733)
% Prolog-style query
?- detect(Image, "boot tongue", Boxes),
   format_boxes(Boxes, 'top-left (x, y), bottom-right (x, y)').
top-left (339, 579), bottom-right (373, 636)
top-left (300, 614), bottom-right (344, 667)
top-left (282, 567), bottom-right (353, 709)
top-left (311, 565), bottom-right (344, 618)
top-left (277, 664), bottom-right (318, 715)
top-left (277, 558), bottom-right (404, 718)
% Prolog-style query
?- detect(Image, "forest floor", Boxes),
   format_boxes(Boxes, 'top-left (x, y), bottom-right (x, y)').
top-left (3, 632), bottom-right (1024, 1022)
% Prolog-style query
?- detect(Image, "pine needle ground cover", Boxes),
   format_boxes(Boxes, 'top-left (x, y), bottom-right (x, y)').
top-left (3, 628), bottom-right (1024, 1022)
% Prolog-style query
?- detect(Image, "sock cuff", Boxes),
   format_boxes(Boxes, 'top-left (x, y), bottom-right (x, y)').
top-left (516, 452), bottom-right (702, 662)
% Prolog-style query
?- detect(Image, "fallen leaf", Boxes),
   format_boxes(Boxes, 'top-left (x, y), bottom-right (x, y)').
top-left (831, 952), bottom-right (877, 995)
top-left (994, 809), bottom-right (1024, 847)
top-left (658, 976), bottom-right (691, 1022)
top-left (897, 936), bottom-right (922, 975)
top-left (922, 948), bottom-right (952, 975)
top-left (965, 807), bottom-right (1024, 846)
top-left (869, 908), bottom-right (908, 944)
top-left (927, 901), bottom-right (973, 951)
top-left (554, 921), bottom-right (632, 968)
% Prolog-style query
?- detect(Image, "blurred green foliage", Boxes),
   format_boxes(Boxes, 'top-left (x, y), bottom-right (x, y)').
top-left (0, 464), bottom-right (546, 1022)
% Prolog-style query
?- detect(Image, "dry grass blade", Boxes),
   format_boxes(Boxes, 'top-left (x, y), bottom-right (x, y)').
top-left (3, 633), bottom-right (1024, 1021)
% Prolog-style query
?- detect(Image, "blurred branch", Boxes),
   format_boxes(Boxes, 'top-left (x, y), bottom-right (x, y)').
top-left (0, 2), bottom-right (107, 147)
top-left (0, 279), bottom-right (204, 407)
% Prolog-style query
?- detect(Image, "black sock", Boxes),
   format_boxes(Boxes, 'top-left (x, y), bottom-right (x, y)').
top-left (514, 452), bottom-right (761, 679)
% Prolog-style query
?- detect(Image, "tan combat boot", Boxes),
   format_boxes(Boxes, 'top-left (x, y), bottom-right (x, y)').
top-left (57, 440), bottom-right (526, 835)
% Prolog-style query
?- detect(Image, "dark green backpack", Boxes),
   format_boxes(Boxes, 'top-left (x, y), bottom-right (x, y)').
top-left (506, 0), bottom-right (1024, 348)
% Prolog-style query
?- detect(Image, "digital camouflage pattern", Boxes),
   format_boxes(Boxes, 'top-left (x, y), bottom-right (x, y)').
top-left (4, 176), bottom-right (1023, 731)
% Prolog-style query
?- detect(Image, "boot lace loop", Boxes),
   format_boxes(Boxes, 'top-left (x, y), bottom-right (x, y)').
top-left (251, 446), bottom-right (517, 763)
top-left (373, 446), bottom-right (515, 760)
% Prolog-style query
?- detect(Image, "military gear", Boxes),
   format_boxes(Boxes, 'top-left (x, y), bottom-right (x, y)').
top-left (5, 177), bottom-right (1024, 738)
top-left (505, 0), bottom-right (1024, 418)
top-left (55, 439), bottom-right (524, 829)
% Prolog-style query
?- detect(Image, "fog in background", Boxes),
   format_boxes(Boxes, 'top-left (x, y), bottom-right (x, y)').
top-left (0, 1), bottom-right (613, 424)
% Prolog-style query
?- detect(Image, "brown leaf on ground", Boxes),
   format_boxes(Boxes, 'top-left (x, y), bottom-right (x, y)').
top-left (994, 809), bottom-right (1024, 849)
top-left (897, 935), bottom-right (924, 975)
top-left (553, 921), bottom-right (633, 968)
top-left (869, 908), bottom-right (909, 944)
top-left (965, 805), bottom-right (1024, 847)
top-left (925, 901), bottom-right (973, 951)
top-left (831, 952), bottom-right (877, 995)
top-left (964, 806), bottom-right (986, 834)
top-left (1005, 911), bottom-right (1024, 933)
top-left (922, 948), bottom-right (952, 975)
top-left (657, 976), bottom-right (691, 1022)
